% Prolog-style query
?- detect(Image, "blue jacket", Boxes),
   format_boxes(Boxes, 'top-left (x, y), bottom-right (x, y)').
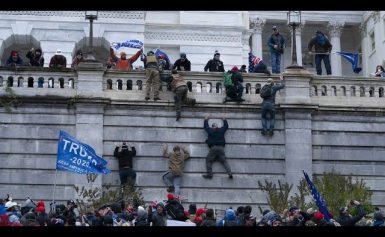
top-left (204, 119), bottom-right (228, 147)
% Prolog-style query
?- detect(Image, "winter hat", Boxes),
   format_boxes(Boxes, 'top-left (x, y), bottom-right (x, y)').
top-left (189, 204), bottom-right (197, 215)
top-left (231, 66), bottom-right (239, 72)
top-left (120, 51), bottom-right (126, 56)
top-left (262, 209), bottom-right (270, 216)
top-left (314, 211), bottom-right (324, 220)
top-left (307, 208), bottom-right (316, 215)
top-left (55, 49), bottom-right (63, 55)
top-left (272, 26), bottom-right (277, 30)
top-left (151, 200), bottom-right (158, 209)
top-left (156, 201), bottom-right (165, 208)
top-left (5, 201), bottom-right (18, 210)
top-left (196, 208), bottom-right (206, 216)
top-left (267, 78), bottom-right (274, 84)
top-left (180, 53), bottom-right (186, 58)
top-left (374, 210), bottom-right (385, 220)
top-left (36, 206), bottom-right (45, 213)
top-left (214, 51), bottom-right (220, 57)
top-left (137, 206), bottom-right (147, 217)
top-left (36, 201), bottom-right (45, 208)
top-left (11, 51), bottom-right (18, 57)
top-left (35, 48), bottom-right (42, 54)
top-left (167, 193), bottom-right (175, 200)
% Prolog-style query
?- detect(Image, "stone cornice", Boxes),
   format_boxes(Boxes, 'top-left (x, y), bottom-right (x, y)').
top-left (144, 32), bottom-right (241, 43)
top-left (359, 22), bottom-right (367, 37)
top-left (370, 11), bottom-right (380, 23)
top-left (0, 11), bottom-right (144, 19)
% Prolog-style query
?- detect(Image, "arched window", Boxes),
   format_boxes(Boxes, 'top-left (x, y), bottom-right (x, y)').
top-left (350, 86), bottom-right (356, 97)
top-left (216, 82), bottom-right (222, 93)
top-left (107, 79), bottom-right (112, 90)
top-left (7, 77), bottom-right (13, 87)
top-left (68, 78), bottom-right (74, 89)
top-left (17, 77), bottom-right (23, 87)
top-left (379, 87), bottom-right (384, 98)
top-left (206, 82), bottom-right (212, 93)
top-left (196, 82), bottom-right (202, 93)
top-left (59, 78), bottom-right (64, 88)
top-left (28, 77), bottom-right (34, 88)
top-left (117, 79), bottom-right (123, 90)
top-left (126, 80), bottom-right (132, 90)
top-left (369, 87), bottom-right (375, 97)
top-left (246, 83), bottom-right (252, 94)
top-left (255, 83), bottom-right (261, 94)
top-left (187, 81), bottom-right (192, 92)
top-left (359, 86), bottom-right (365, 97)
top-left (331, 86), bottom-right (337, 96)
top-left (321, 86), bottom-right (327, 96)
top-left (340, 86), bottom-right (346, 96)
top-left (48, 78), bottom-right (54, 88)
top-left (137, 80), bottom-right (143, 90)
top-left (38, 77), bottom-right (44, 88)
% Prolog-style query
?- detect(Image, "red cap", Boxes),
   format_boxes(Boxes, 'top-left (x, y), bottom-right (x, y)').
top-left (314, 211), bottom-right (324, 220)
top-left (231, 66), bottom-right (239, 72)
top-left (11, 51), bottom-right (18, 57)
top-left (167, 193), bottom-right (174, 200)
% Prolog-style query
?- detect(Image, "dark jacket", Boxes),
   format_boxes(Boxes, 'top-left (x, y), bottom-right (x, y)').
top-left (336, 205), bottom-right (365, 226)
top-left (26, 49), bottom-right (44, 67)
top-left (200, 218), bottom-right (216, 227)
top-left (152, 203), bottom-right (167, 226)
top-left (204, 59), bottom-right (224, 72)
top-left (231, 71), bottom-right (243, 85)
top-left (308, 33), bottom-right (332, 54)
top-left (252, 61), bottom-right (270, 75)
top-left (268, 33), bottom-right (285, 54)
top-left (49, 55), bottom-right (67, 68)
top-left (165, 200), bottom-right (186, 221)
top-left (114, 146), bottom-right (136, 169)
top-left (262, 83), bottom-right (285, 104)
top-left (173, 58), bottom-right (191, 71)
top-left (6, 55), bottom-right (23, 66)
top-left (204, 119), bottom-right (228, 147)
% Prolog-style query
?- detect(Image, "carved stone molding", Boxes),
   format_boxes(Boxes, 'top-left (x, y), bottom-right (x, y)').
top-left (327, 21), bottom-right (345, 38)
top-left (359, 22), bottom-right (367, 37)
top-left (249, 18), bottom-right (265, 34)
top-left (0, 11), bottom-right (144, 19)
top-left (370, 11), bottom-right (380, 23)
top-left (144, 32), bottom-right (241, 43)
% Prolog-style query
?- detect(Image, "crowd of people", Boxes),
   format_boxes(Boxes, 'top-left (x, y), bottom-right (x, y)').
top-left (1, 193), bottom-right (384, 227)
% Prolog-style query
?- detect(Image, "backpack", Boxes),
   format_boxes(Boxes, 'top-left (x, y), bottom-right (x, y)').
top-left (260, 84), bottom-right (272, 99)
top-left (223, 72), bottom-right (233, 87)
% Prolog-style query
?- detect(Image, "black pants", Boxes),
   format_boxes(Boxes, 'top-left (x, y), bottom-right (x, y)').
top-left (205, 146), bottom-right (232, 175)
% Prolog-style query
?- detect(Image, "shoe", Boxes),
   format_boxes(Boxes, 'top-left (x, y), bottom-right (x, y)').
top-left (202, 174), bottom-right (213, 179)
top-left (145, 97), bottom-right (150, 101)
top-left (167, 186), bottom-right (175, 193)
top-left (268, 130), bottom-right (274, 136)
top-left (228, 174), bottom-right (233, 179)
top-left (191, 99), bottom-right (196, 106)
top-left (261, 130), bottom-right (267, 136)
top-left (176, 116), bottom-right (181, 121)
top-left (154, 97), bottom-right (161, 101)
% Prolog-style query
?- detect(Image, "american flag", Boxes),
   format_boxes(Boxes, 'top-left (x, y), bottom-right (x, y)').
top-left (248, 52), bottom-right (261, 73)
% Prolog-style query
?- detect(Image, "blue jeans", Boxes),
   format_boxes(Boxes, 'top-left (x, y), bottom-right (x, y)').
top-left (271, 52), bottom-right (282, 74)
top-left (119, 168), bottom-right (136, 187)
top-left (261, 101), bottom-right (276, 132)
top-left (162, 171), bottom-right (182, 195)
top-left (315, 54), bottom-right (331, 75)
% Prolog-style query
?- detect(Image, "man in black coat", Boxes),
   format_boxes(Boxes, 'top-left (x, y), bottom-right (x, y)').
top-left (173, 53), bottom-right (191, 71)
top-left (336, 200), bottom-right (365, 226)
top-left (114, 142), bottom-right (137, 188)
top-left (204, 51), bottom-right (224, 72)
top-left (202, 115), bottom-right (233, 179)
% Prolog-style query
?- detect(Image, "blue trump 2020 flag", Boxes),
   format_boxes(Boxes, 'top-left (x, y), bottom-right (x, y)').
top-left (335, 52), bottom-right (362, 74)
top-left (57, 130), bottom-right (110, 174)
top-left (154, 48), bottom-right (170, 64)
top-left (303, 170), bottom-right (332, 221)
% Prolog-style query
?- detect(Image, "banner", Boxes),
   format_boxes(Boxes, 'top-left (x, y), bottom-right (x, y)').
top-left (56, 130), bottom-right (111, 174)
top-left (248, 52), bottom-right (261, 73)
top-left (303, 171), bottom-right (332, 221)
top-left (166, 220), bottom-right (196, 226)
top-left (111, 39), bottom-right (144, 50)
top-left (335, 52), bottom-right (362, 74)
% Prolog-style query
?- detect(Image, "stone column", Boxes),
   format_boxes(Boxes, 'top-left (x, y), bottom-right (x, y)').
top-left (359, 22), bottom-right (368, 77)
top-left (328, 21), bottom-right (344, 76)
top-left (242, 29), bottom-right (253, 66)
top-left (250, 18), bottom-right (265, 58)
top-left (281, 68), bottom-right (315, 194)
top-left (73, 61), bottom-right (107, 201)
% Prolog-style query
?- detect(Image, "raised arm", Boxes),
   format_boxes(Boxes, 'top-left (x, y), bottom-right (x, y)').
top-left (162, 144), bottom-right (169, 158)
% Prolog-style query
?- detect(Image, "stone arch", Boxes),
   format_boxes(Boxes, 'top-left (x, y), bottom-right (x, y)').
top-left (340, 86), bottom-right (346, 96)
top-left (72, 37), bottom-right (110, 66)
top-left (379, 87), bottom-right (384, 98)
top-left (28, 77), bottom-right (34, 88)
top-left (17, 77), bottom-right (24, 87)
top-left (117, 79), bottom-right (123, 90)
top-left (107, 79), bottom-right (112, 90)
top-left (59, 78), bottom-right (65, 88)
top-left (255, 83), bottom-right (261, 94)
top-left (126, 80), bottom-right (133, 90)
top-left (216, 82), bottom-right (222, 93)
top-left (0, 34), bottom-right (41, 66)
top-left (246, 83), bottom-right (252, 94)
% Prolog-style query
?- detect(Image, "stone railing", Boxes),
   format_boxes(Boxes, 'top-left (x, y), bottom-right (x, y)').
top-left (0, 67), bottom-right (77, 90)
top-left (0, 11), bottom-right (144, 19)
top-left (310, 76), bottom-right (385, 98)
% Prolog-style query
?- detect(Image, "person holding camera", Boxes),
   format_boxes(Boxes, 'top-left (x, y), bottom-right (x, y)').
top-left (336, 200), bottom-right (365, 226)
top-left (114, 142), bottom-right (137, 189)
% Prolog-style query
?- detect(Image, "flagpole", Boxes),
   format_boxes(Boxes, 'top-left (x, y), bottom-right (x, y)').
top-left (52, 169), bottom-right (58, 213)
